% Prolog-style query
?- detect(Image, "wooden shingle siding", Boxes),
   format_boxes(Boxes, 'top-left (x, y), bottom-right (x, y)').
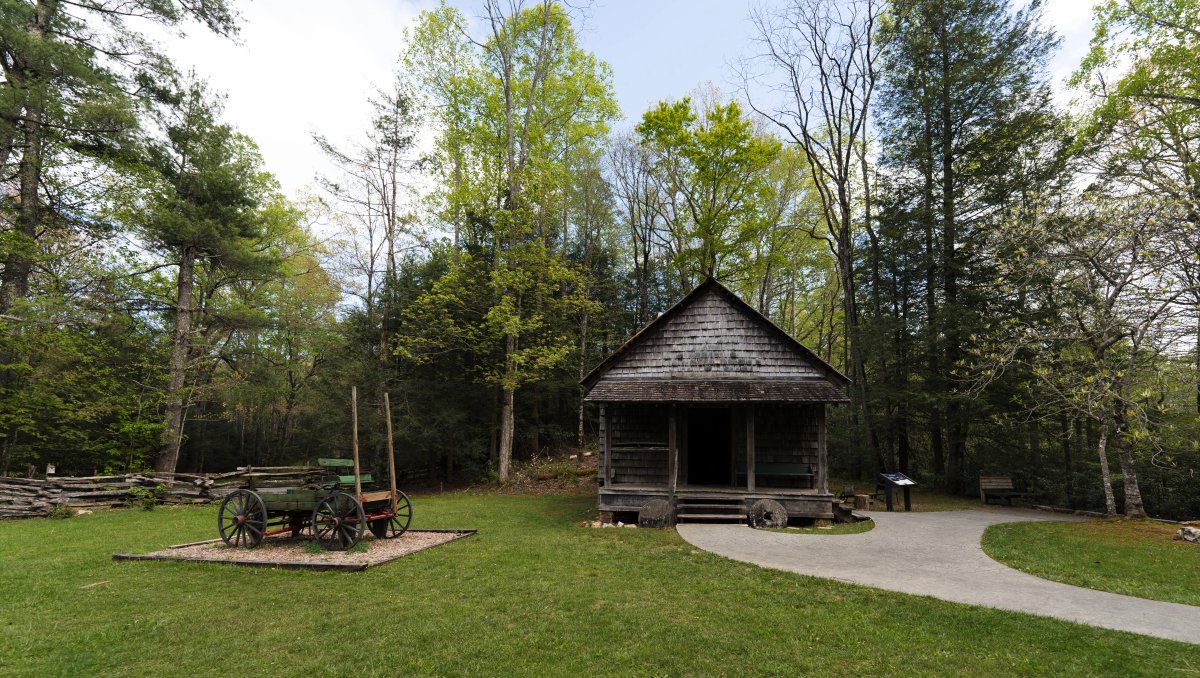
top-left (611, 404), bottom-right (668, 445)
top-left (584, 379), bottom-right (849, 403)
top-left (611, 447), bottom-right (669, 484)
top-left (609, 404), bottom-right (670, 485)
top-left (753, 404), bottom-right (818, 489)
top-left (602, 288), bottom-right (823, 381)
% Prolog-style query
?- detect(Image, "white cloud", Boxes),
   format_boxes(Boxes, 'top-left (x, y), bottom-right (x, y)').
top-left (153, 0), bottom-right (433, 199)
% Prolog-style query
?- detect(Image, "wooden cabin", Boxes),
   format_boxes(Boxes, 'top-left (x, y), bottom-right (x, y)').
top-left (582, 278), bottom-right (849, 524)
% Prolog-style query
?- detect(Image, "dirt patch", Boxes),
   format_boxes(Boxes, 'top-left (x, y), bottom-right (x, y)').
top-left (114, 529), bottom-right (474, 571)
top-left (465, 454), bottom-right (598, 497)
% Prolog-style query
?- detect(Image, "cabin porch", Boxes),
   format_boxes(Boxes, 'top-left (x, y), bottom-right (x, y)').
top-left (597, 402), bottom-right (835, 522)
top-left (598, 484), bottom-right (835, 522)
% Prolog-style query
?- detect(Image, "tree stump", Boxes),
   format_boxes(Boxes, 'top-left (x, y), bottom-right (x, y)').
top-left (749, 499), bottom-right (788, 529)
top-left (853, 494), bottom-right (871, 511)
top-left (637, 499), bottom-right (674, 528)
top-left (1177, 526), bottom-right (1200, 545)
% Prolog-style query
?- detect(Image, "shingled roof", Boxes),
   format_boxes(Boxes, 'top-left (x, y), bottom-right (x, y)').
top-left (582, 278), bottom-right (850, 403)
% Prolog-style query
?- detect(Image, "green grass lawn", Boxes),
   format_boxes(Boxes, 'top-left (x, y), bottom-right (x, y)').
top-left (1, 495), bottom-right (1196, 676)
top-left (982, 519), bottom-right (1200, 607)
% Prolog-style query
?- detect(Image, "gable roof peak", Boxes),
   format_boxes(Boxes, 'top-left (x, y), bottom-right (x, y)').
top-left (581, 277), bottom-right (850, 389)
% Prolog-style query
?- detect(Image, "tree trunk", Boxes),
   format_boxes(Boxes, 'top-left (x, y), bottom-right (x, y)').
top-left (577, 309), bottom-right (588, 448)
top-left (452, 148), bottom-right (463, 264)
top-left (489, 387), bottom-right (499, 465)
top-left (939, 22), bottom-right (966, 494)
top-left (0, 102), bottom-right (41, 313)
top-left (1062, 417), bottom-right (1076, 506)
top-left (836, 196), bottom-right (882, 471)
top-left (922, 110), bottom-right (943, 481)
top-left (0, 1), bottom-right (53, 315)
top-left (1110, 405), bottom-right (1145, 519)
top-left (156, 246), bottom-right (197, 474)
top-left (1029, 420), bottom-right (1042, 474)
top-left (0, 427), bottom-right (15, 477)
top-left (498, 333), bottom-right (517, 482)
top-left (1095, 428), bottom-right (1116, 516)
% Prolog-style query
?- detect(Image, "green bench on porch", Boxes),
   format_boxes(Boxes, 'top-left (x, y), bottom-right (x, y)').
top-left (735, 462), bottom-right (813, 484)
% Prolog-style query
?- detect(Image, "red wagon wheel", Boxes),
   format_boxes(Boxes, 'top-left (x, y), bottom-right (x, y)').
top-left (312, 492), bottom-right (365, 551)
top-left (369, 491), bottom-right (413, 539)
top-left (217, 489), bottom-right (267, 548)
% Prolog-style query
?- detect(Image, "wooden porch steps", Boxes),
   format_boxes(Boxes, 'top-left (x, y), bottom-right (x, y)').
top-left (676, 512), bottom-right (748, 521)
top-left (679, 503), bottom-right (747, 510)
top-left (675, 497), bottom-right (746, 524)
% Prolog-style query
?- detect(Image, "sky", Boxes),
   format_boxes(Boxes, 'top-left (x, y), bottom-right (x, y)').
top-left (153, 0), bottom-right (1097, 201)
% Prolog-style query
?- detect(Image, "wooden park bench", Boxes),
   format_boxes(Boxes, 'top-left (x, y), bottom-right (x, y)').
top-left (735, 462), bottom-right (813, 487)
top-left (979, 475), bottom-right (1026, 505)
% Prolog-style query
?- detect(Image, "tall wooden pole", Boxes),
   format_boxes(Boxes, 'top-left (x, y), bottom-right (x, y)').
top-left (668, 406), bottom-right (678, 501)
top-left (351, 386), bottom-right (363, 502)
top-left (817, 405), bottom-right (828, 494)
top-left (746, 405), bottom-right (756, 493)
top-left (384, 392), bottom-right (398, 505)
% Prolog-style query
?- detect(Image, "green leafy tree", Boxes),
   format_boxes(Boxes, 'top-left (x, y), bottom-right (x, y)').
top-left (403, 1), bottom-right (616, 480)
top-left (126, 80), bottom-right (276, 475)
top-left (1073, 0), bottom-right (1200, 414)
top-left (636, 97), bottom-right (781, 285)
top-left (873, 0), bottom-right (1063, 489)
top-left (0, 0), bottom-right (240, 315)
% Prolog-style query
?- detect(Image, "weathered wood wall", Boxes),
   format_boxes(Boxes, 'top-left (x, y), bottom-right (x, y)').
top-left (604, 404), bottom-right (670, 485)
top-left (600, 403), bottom-right (821, 490)
top-left (754, 404), bottom-right (819, 488)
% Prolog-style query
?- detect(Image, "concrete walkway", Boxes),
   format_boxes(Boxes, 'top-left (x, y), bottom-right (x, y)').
top-left (677, 509), bottom-right (1200, 645)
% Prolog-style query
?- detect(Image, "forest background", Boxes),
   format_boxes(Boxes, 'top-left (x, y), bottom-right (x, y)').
top-left (1, 0), bottom-right (1197, 520)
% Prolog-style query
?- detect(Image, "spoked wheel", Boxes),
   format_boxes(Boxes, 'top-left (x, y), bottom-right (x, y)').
top-left (218, 489), bottom-right (267, 548)
top-left (369, 491), bottom-right (413, 539)
top-left (312, 492), bottom-right (365, 551)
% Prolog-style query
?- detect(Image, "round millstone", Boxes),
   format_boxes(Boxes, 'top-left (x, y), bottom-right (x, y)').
top-left (749, 499), bottom-right (788, 529)
top-left (637, 499), bottom-right (674, 528)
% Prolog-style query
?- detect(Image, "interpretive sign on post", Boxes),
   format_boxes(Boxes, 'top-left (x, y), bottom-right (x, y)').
top-left (877, 472), bottom-right (916, 512)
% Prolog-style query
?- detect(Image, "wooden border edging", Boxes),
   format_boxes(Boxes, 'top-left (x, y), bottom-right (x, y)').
top-left (111, 552), bottom-right (369, 572)
top-left (112, 529), bottom-right (477, 572)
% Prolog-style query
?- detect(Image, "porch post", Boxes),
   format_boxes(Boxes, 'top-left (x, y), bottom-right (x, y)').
top-left (817, 404), bottom-right (828, 494)
top-left (601, 405), bottom-right (612, 486)
top-left (746, 404), bottom-right (756, 493)
top-left (668, 406), bottom-right (678, 500)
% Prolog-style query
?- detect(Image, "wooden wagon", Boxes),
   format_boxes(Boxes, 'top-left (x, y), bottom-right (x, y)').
top-left (216, 390), bottom-right (412, 551)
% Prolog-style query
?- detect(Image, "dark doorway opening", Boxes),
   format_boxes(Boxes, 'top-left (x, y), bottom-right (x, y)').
top-left (687, 407), bottom-right (732, 485)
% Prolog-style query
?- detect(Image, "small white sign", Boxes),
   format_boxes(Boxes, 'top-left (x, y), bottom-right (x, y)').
top-left (46, 464), bottom-right (56, 475)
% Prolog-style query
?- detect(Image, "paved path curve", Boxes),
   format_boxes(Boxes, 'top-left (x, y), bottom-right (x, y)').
top-left (677, 509), bottom-right (1200, 645)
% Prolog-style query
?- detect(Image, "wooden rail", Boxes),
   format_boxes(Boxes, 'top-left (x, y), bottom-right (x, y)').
top-left (0, 467), bottom-right (323, 518)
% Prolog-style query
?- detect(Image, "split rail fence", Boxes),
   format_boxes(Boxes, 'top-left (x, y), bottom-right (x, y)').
top-left (0, 467), bottom-right (323, 518)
